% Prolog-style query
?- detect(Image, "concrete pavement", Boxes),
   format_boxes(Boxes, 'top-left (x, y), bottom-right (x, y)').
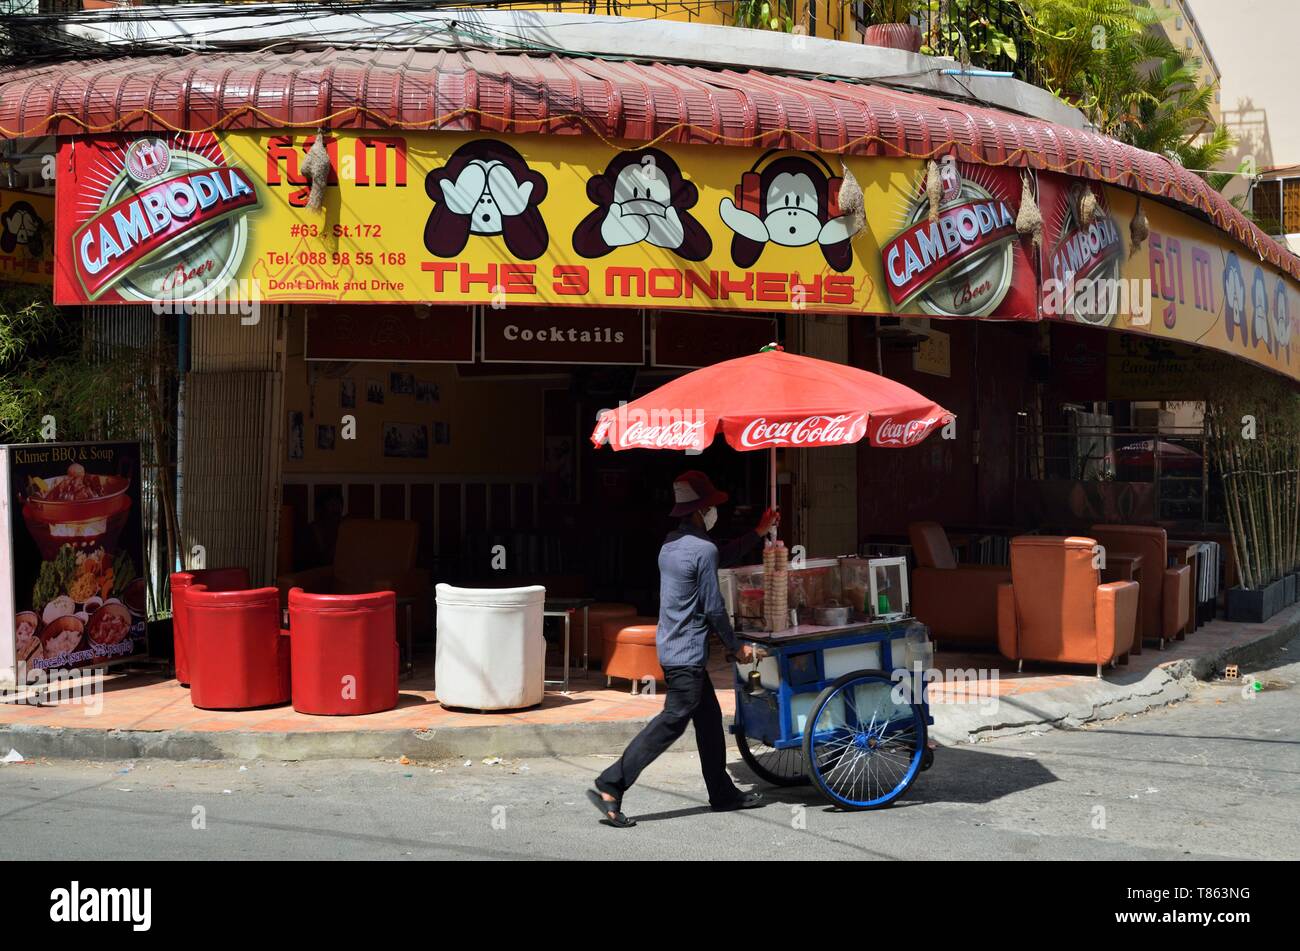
top-left (1, 635), bottom-right (1295, 860)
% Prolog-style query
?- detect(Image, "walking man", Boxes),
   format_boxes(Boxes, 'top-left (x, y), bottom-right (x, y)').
top-left (588, 470), bottom-right (778, 827)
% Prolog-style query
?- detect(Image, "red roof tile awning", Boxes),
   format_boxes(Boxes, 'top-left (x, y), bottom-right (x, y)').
top-left (3, 48), bottom-right (1294, 276)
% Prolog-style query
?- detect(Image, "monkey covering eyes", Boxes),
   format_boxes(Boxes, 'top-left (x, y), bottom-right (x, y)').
top-left (572, 149), bottom-right (711, 261)
top-left (424, 140), bottom-right (550, 260)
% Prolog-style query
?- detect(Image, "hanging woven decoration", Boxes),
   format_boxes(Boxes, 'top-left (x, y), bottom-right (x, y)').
top-left (1078, 188), bottom-right (1099, 228)
top-left (838, 161), bottom-right (866, 234)
top-left (1129, 199), bottom-right (1150, 257)
top-left (300, 132), bottom-right (332, 212)
top-left (926, 159), bottom-right (942, 223)
top-left (1015, 171), bottom-right (1042, 249)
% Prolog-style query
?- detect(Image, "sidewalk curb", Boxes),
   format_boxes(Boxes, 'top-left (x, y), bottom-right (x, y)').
top-left (933, 604), bottom-right (1300, 745)
top-left (3, 608), bottom-right (1297, 762)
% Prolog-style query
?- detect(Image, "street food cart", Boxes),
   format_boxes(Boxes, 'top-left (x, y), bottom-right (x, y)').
top-left (724, 551), bottom-right (935, 809)
top-left (591, 345), bottom-right (953, 809)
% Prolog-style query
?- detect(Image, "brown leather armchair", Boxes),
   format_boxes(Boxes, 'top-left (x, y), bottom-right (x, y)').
top-left (997, 536), bottom-right (1139, 675)
top-left (908, 522), bottom-right (1010, 649)
top-left (277, 518), bottom-right (430, 633)
top-left (1089, 524), bottom-right (1191, 649)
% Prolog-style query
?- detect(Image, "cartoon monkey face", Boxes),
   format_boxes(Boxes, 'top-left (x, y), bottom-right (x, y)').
top-left (1274, 278), bottom-right (1292, 348)
top-left (764, 172), bottom-right (823, 247)
top-left (1252, 268), bottom-right (1270, 343)
top-left (611, 163), bottom-right (671, 213)
top-left (0, 201), bottom-right (44, 258)
top-left (719, 154), bottom-right (860, 272)
top-left (424, 140), bottom-right (548, 260)
top-left (572, 149), bottom-right (711, 261)
top-left (1224, 254), bottom-right (1245, 324)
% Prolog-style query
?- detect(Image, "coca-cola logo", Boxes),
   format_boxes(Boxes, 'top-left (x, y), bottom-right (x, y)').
top-left (874, 415), bottom-right (941, 446)
top-left (738, 413), bottom-right (867, 448)
top-left (620, 417), bottom-right (706, 449)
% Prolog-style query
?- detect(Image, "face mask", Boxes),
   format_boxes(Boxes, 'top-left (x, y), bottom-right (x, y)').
top-left (701, 506), bottom-right (718, 532)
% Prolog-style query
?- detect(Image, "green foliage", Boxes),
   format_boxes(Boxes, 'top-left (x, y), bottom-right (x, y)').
top-left (1204, 366), bottom-right (1300, 588)
top-left (0, 285), bottom-right (161, 445)
top-left (1018, 0), bottom-right (1231, 183)
top-left (734, 0), bottom-right (796, 32)
top-left (919, 0), bottom-right (1017, 64)
top-left (867, 0), bottom-right (921, 22)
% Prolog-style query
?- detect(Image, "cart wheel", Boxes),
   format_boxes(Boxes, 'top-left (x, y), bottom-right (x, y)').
top-left (734, 725), bottom-right (808, 786)
top-left (802, 670), bottom-right (927, 810)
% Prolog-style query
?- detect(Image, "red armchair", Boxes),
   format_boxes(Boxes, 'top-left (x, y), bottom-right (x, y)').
top-left (908, 522), bottom-right (1010, 649)
top-left (277, 518), bottom-right (429, 635)
top-left (170, 567), bottom-right (251, 686)
top-left (997, 536), bottom-right (1139, 676)
top-left (1089, 524), bottom-right (1191, 648)
top-left (287, 588), bottom-right (399, 715)
top-left (185, 585), bottom-right (291, 710)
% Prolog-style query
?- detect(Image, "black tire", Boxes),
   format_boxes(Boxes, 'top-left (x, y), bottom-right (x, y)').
top-left (734, 723), bottom-right (809, 786)
top-left (801, 669), bottom-right (927, 810)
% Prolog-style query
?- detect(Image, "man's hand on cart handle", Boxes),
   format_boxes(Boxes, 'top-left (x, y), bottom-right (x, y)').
top-left (729, 644), bottom-right (767, 664)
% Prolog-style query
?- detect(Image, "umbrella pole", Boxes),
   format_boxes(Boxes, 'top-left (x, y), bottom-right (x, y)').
top-left (769, 446), bottom-right (778, 543)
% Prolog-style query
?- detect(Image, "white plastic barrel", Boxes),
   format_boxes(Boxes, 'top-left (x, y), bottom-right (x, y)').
top-left (435, 584), bottom-right (546, 710)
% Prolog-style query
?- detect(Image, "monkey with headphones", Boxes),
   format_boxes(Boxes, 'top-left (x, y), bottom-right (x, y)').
top-left (719, 150), bottom-right (861, 272)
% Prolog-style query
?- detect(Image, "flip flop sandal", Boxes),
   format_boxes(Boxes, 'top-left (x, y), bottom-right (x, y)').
top-left (586, 787), bottom-right (637, 828)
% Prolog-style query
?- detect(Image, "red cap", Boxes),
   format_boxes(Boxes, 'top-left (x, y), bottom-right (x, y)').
top-left (670, 470), bottom-right (728, 517)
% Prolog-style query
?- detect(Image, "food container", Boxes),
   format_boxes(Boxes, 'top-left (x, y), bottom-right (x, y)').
top-left (787, 558), bottom-right (841, 612)
top-left (839, 557), bottom-right (872, 615)
top-left (867, 557), bottom-right (910, 618)
top-left (39, 615), bottom-right (86, 661)
top-left (14, 611), bottom-right (41, 663)
top-left (813, 601), bottom-right (851, 626)
top-left (87, 600), bottom-right (133, 647)
top-left (20, 467), bottom-right (133, 560)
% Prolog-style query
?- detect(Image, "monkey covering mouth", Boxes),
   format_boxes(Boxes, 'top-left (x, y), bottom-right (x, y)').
top-left (572, 149), bottom-right (711, 261)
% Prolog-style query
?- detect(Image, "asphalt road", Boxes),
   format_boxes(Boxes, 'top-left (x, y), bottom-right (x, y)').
top-left (1, 638), bottom-right (1297, 861)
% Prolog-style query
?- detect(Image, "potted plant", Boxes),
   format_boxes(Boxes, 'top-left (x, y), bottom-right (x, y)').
top-left (863, 1), bottom-right (923, 53)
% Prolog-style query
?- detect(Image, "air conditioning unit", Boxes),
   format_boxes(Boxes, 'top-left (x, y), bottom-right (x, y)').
top-left (873, 316), bottom-right (931, 346)
top-left (1133, 407), bottom-right (1175, 432)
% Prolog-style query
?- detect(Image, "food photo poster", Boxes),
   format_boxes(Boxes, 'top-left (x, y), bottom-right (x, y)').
top-left (4, 442), bottom-right (147, 682)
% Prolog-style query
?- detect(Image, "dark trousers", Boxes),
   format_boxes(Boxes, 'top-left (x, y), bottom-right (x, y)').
top-left (597, 665), bottom-right (740, 808)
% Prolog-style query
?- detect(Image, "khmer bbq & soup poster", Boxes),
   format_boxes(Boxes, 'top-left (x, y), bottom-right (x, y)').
top-left (1, 442), bottom-right (147, 683)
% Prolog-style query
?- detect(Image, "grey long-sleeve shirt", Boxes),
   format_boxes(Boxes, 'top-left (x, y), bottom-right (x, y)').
top-left (656, 520), bottom-right (762, 667)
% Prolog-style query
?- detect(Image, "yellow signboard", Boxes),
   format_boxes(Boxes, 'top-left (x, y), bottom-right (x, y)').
top-left (55, 131), bottom-right (1038, 319)
top-left (1105, 185), bottom-right (1297, 382)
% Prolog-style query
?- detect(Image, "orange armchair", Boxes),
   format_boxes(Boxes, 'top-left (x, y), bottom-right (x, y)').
top-left (278, 518), bottom-right (429, 634)
top-left (1089, 524), bottom-right (1190, 648)
top-left (997, 536), bottom-right (1138, 676)
top-left (908, 522), bottom-right (1010, 649)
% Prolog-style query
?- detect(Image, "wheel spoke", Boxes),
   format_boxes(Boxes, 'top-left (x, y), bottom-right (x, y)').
top-left (806, 674), bottom-right (925, 809)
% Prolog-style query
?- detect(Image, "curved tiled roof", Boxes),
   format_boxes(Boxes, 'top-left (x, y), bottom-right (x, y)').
top-left (3, 47), bottom-right (1294, 276)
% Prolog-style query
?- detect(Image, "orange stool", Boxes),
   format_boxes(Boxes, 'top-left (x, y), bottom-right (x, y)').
top-left (602, 616), bottom-right (663, 690)
top-left (583, 602), bottom-right (637, 665)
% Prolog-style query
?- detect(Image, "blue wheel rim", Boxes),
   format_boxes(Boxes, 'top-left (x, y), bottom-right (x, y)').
top-left (807, 675), bottom-right (924, 808)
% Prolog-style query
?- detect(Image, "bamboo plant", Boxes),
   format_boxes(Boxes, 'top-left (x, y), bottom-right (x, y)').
top-left (1204, 365), bottom-right (1300, 591)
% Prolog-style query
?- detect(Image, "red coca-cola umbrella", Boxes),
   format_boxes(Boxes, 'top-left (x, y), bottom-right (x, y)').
top-left (590, 345), bottom-right (953, 516)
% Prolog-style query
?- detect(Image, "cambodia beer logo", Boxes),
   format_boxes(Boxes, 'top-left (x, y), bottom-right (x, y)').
top-left (70, 134), bottom-right (259, 301)
top-left (1044, 182), bottom-right (1122, 326)
top-left (882, 156), bottom-right (1017, 317)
